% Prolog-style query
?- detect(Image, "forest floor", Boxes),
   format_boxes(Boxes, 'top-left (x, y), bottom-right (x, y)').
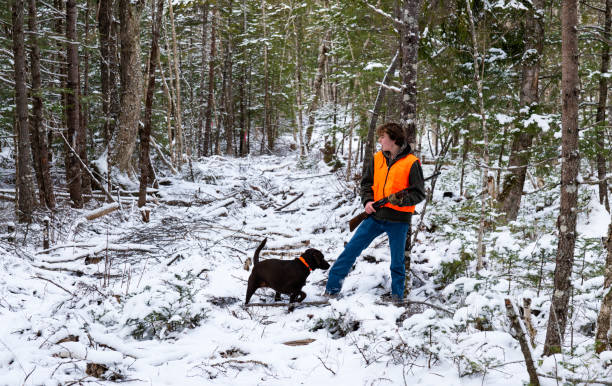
top-left (0, 138), bottom-right (611, 385)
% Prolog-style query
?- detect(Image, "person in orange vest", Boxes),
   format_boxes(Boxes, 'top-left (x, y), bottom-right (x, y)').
top-left (325, 122), bottom-right (425, 302)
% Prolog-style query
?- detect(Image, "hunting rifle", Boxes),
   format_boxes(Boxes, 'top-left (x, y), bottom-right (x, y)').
top-left (348, 172), bottom-right (440, 232)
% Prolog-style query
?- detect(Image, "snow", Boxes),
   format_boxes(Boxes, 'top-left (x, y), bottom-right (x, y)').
top-left (521, 113), bottom-right (554, 132)
top-left (1, 124), bottom-right (611, 385)
top-left (490, 0), bottom-right (528, 10)
top-left (363, 62), bottom-right (385, 71)
top-left (577, 191), bottom-right (611, 238)
top-left (495, 113), bottom-right (514, 125)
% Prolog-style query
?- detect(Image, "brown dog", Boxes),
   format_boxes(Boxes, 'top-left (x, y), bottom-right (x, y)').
top-left (245, 238), bottom-right (329, 304)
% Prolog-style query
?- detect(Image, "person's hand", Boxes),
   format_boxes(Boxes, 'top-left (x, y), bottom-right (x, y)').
top-left (365, 201), bottom-right (376, 214)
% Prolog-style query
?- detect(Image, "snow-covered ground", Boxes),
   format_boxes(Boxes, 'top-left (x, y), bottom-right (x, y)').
top-left (0, 135), bottom-right (610, 385)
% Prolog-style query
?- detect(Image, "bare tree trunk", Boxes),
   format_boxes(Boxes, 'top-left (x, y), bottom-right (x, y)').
top-left (51, 0), bottom-right (64, 167)
top-left (110, 13), bottom-right (120, 142)
top-left (465, 0), bottom-right (490, 271)
top-left (157, 45), bottom-right (175, 165)
top-left (363, 50), bottom-right (399, 175)
top-left (28, 0), bottom-right (55, 209)
top-left (204, 9), bottom-right (217, 157)
top-left (80, 0), bottom-right (92, 197)
top-left (98, 0), bottom-right (112, 149)
top-left (238, 0), bottom-right (248, 156)
top-left (167, 0), bottom-right (184, 166)
top-left (498, 0), bottom-right (545, 221)
top-left (596, 0), bottom-right (611, 212)
top-left (198, 3), bottom-right (209, 158)
top-left (260, 0), bottom-right (272, 152)
top-left (113, 0), bottom-right (143, 174)
top-left (293, 14), bottom-right (305, 157)
top-left (11, 0), bottom-right (37, 222)
top-left (460, 134), bottom-right (470, 196)
top-left (399, 0), bottom-right (420, 148)
top-left (139, 0), bottom-right (163, 208)
top-left (65, 0), bottom-right (83, 208)
top-left (543, 0), bottom-right (580, 355)
top-left (346, 101), bottom-right (355, 181)
top-left (596, 218), bottom-right (612, 353)
top-left (224, 0), bottom-right (235, 156)
top-left (304, 30), bottom-right (331, 149)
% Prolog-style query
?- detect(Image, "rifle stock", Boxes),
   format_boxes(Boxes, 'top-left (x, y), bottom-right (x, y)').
top-left (348, 197), bottom-right (388, 232)
top-left (345, 172), bottom-right (439, 232)
top-left (348, 211), bottom-right (369, 232)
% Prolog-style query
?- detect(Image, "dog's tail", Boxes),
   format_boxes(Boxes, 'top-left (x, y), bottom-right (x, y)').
top-left (253, 238), bottom-right (267, 266)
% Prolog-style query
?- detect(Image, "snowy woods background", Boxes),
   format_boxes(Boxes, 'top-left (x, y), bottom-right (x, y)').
top-left (1, 0), bottom-right (612, 384)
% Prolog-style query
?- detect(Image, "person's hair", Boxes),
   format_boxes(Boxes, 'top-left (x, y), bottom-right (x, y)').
top-left (376, 122), bottom-right (405, 147)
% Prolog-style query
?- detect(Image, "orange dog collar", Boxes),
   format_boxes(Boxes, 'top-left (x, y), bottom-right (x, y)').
top-left (298, 256), bottom-right (312, 271)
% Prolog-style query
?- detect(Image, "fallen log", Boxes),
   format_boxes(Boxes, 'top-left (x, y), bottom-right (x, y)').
top-left (275, 192), bottom-right (304, 211)
top-left (84, 203), bottom-right (120, 220)
top-left (283, 338), bottom-right (316, 346)
top-left (245, 300), bottom-right (330, 307)
top-left (536, 373), bottom-right (612, 386)
top-left (505, 298), bottom-right (539, 386)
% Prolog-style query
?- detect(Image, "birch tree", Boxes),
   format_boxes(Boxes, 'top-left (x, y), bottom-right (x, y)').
top-left (399, 0), bottom-right (420, 148)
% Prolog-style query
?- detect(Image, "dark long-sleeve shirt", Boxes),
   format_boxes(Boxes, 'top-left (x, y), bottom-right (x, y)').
top-left (360, 145), bottom-right (425, 223)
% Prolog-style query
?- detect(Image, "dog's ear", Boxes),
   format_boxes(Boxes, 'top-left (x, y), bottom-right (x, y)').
top-left (304, 248), bottom-right (325, 266)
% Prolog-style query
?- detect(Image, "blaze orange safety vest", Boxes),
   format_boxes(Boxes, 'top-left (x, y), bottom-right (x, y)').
top-left (372, 151), bottom-right (419, 213)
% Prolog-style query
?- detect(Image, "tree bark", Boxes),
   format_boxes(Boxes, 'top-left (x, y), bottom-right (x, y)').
top-left (204, 9), bottom-right (217, 157)
top-left (346, 102), bottom-right (355, 181)
top-left (399, 0), bottom-right (420, 148)
top-left (465, 0), bottom-right (490, 271)
top-left (596, 0), bottom-right (611, 212)
top-left (304, 30), bottom-right (331, 149)
top-left (113, 0), bottom-right (143, 174)
top-left (293, 14), bottom-right (306, 157)
top-left (261, 0), bottom-right (272, 152)
top-left (28, 0), bottom-right (55, 209)
top-left (596, 218), bottom-right (612, 353)
top-left (498, 0), bottom-right (545, 221)
top-left (198, 3), bottom-right (209, 158)
top-left (363, 50), bottom-right (399, 175)
top-left (543, 0), bottom-right (580, 355)
top-left (98, 0), bottom-right (112, 148)
top-left (139, 0), bottom-right (164, 208)
top-left (65, 0), bottom-right (83, 208)
top-left (11, 0), bottom-right (37, 222)
top-left (156, 43), bottom-right (175, 166)
top-left (223, 0), bottom-right (235, 156)
top-left (168, 0), bottom-right (184, 166)
top-left (79, 0), bottom-right (92, 197)
top-left (238, 0), bottom-right (248, 156)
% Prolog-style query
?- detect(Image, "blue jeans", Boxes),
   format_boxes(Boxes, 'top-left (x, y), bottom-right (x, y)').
top-left (326, 217), bottom-right (410, 298)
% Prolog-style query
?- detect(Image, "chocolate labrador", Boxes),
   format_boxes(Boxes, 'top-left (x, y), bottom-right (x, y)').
top-left (245, 238), bottom-right (329, 304)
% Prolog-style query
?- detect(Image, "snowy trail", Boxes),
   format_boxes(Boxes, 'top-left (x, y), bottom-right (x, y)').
top-left (1, 153), bottom-right (609, 385)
